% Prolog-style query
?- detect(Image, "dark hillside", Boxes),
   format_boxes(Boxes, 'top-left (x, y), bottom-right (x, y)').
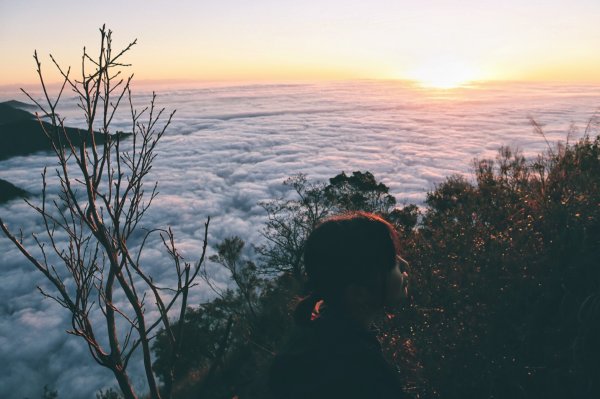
top-left (0, 178), bottom-right (29, 203)
top-left (0, 101), bottom-right (130, 160)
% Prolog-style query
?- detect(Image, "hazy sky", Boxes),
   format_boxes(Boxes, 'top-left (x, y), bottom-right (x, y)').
top-left (1, 0), bottom-right (600, 86)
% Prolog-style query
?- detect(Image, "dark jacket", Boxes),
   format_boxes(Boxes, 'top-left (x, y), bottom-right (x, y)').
top-left (269, 309), bottom-right (405, 399)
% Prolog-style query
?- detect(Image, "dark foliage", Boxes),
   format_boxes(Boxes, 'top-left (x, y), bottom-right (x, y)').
top-left (153, 134), bottom-right (600, 399)
top-left (396, 138), bottom-right (600, 398)
top-left (152, 237), bottom-right (302, 399)
top-left (325, 170), bottom-right (396, 214)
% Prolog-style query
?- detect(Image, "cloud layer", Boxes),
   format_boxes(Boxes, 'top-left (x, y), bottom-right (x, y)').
top-left (1, 80), bottom-right (599, 398)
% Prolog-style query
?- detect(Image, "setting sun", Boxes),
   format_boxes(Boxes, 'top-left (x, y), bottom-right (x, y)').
top-left (405, 57), bottom-right (483, 89)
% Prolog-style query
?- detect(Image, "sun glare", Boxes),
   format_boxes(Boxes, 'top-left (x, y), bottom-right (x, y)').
top-left (406, 58), bottom-right (481, 89)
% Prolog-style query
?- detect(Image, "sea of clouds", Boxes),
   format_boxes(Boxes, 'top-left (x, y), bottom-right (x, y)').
top-left (0, 80), bottom-right (599, 398)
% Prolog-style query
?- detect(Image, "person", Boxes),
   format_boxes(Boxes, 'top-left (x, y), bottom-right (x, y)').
top-left (268, 211), bottom-right (410, 399)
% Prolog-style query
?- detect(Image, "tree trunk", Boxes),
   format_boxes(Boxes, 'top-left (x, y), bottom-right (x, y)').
top-left (113, 367), bottom-right (138, 399)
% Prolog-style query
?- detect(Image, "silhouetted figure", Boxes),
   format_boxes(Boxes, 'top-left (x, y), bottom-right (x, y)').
top-left (269, 212), bottom-right (409, 398)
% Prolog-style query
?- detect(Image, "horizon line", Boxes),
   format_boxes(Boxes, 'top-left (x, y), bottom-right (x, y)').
top-left (3, 77), bottom-right (600, 90)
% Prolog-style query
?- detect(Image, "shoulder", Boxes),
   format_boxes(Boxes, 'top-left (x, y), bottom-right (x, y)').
top-left (269, 320), bottom-right (406, 399)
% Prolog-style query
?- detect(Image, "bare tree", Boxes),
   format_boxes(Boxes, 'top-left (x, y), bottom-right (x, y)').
top-left (208, 236), bottom-right (263, 322)
top-left (0, 25), bottom-right (209, 399)
top-left (255, 174), bottom-right (331, 281)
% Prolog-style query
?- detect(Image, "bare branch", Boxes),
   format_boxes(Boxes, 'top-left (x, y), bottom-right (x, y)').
top-left (0, 26), bottom-right (203, 399)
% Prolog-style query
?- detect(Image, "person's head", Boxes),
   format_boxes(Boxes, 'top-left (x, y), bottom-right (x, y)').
top-left (294, 211), bottom-right (409, 325)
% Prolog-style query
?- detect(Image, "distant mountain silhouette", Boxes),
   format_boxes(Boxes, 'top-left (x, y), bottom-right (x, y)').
top-left (0, 178), bottom-right (29, 204)
top-left (0, 101), bottom-right (130, 161)
top-left (2, 100), bottom-right (38, 111)
top-left (0, 101), bottom-right (36, 124)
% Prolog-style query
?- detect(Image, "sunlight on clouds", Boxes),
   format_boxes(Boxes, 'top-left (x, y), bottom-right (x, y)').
top-left (403, 56), bottom-right (486, 89)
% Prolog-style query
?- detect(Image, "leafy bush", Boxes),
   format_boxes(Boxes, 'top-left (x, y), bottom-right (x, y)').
top-left (153, 133), bottom-right (600, 399)
top-left (395, 136), bottom-right (600, 398)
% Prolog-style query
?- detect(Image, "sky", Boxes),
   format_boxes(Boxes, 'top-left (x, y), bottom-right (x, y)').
top-left (1, 0), bottom-right (600, 87)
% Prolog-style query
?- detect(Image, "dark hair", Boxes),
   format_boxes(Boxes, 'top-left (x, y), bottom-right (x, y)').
top-left (293, 211), bottom-right (401, 325)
